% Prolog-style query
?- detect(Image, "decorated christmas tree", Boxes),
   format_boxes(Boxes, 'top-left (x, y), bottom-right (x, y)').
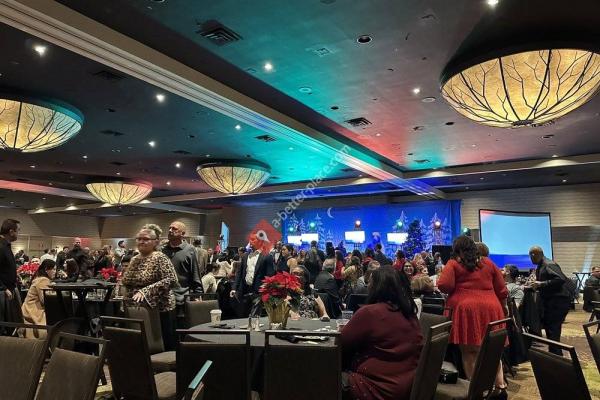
top-left (314, 214), bottom-right (326, 249)
top-left (287, 213), bottom-right (300, 234)
top-left (298, 218), bottom-right (307, 234)
top-left (393, 211), bottom-right (409, 232)
top-left (404, 219), bottom-right (425, 257)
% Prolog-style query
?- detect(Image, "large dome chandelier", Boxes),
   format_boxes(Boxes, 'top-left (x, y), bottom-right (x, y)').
top-left (0, 92), bottom-right (83, 152)
top-left (86, 181), bottom-right (152, 205)
top-left (440, 0), bottom-right (600, 128)
top-left (196, 160), bottom-right (271, 195)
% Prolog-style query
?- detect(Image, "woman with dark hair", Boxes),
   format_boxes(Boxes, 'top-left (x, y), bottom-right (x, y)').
top-left (438, 236), bottom-right (508, 398)
top-left (341, 266), bottom-right (422, 400)
top-left (64, 258), bottom-right (80, 282)
top-left (334, 250), bottom-right (345, 281)
top-left (290, 265), bottom-right (328, 319)
top-left (350, 249), bottom-right (362, 263)
top-left (21, 259), bottom-right (57, 338)
top-left (392, 249), bottom-right (406, 271)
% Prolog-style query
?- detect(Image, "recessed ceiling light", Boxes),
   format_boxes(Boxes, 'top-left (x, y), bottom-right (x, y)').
top-left (205, 154), bottom-right (211, 158)
top-left (552, 154), bottom-right (559, 158)
top-left (299, 87), bottom-right (312, 94)
top-left (412, 87), bottom-right (421, 95)
top-left (480, 177), bottom-right (485, 180)
top-left (29, 165), bottom-right (36, 168)
top-left (42, 197), bottom-right (46, 200)
top-left (562, 179), bottom-right (567, 183)
top-left (471, 144), bottom-right (477, 147)
top-left (33, 45), bottom-right (47, 56)
top-left (465, 186), bottom-right (470, 190)
top-left (156, 94), bottom-right (165, 103)
top-left (263, 62), bottom-right (274, 72)
top-left (116, 172), bottom-right (121, 175)
top-left (175, 162), bottom-right (181, 168)
top-left (288, 147), bottom-right (294, 150)
top-left (166, 181), bottom-right (171, 186)
top-left (486, 0), bottom-right (499, 6)
top-left (235, 124), bottom-right (242, 131)
top-left (375, 133), bottom-right (381, 137)
top-left (357, 35), bottom-right (372, 44)
top-left (48, 182), bottom-right (53, 186)
top-left (421, 97), bottom-right (436, 103)
top-left (82, 155), bottom-right (88, 159)
top-left (148, 141), bottom-right (156, 147)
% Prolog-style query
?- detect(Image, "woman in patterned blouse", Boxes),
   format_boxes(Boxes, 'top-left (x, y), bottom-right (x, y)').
top-left (121, 224), bottom-right (179, 350)
top-left (290, 265), bottom-right (329, 320)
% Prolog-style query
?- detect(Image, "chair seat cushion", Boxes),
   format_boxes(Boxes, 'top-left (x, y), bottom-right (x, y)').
top-left (151, 351), bottom-right (176, 372)
top-left (155, 371), bottom-right (177, 400)
top-left (435, 378), bottom-right (470, 400)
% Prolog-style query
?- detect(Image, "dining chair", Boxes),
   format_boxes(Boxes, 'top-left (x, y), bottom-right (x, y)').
top-left (0, 322), bottom-right (49, 400)
top-left (36, 332), bottom-right (107, 400)
top-left (346, 293), bottom-right (367, 312)
top-left (524, 332), bottom-right (592, 400)
top-left (176, 329), bottom-right (251, 400)
top-left (43, 290), bottom-right (74, 325)
top-left (582, 320), bottom-right (600, 375)
top-left (435, 318), bottom-right (511, 400)
top-left (410, 321), bottom-right (452, 400)
top-left (419, 312), bottom-right (449, 343)
top-left (263, 330), bottom-right (341, 400)
top-left (101, 316), bottom-right (176, 400)
top-left (184, 298), bottom-right (219, 327)
top-left (125, 303), bottom-right (176, 372)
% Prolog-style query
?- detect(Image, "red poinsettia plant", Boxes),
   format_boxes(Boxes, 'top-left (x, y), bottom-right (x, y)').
top-left (258, 271), bottom-right (303, 311)
top-left (100, 266), bottom-right (120, 282)
top-left (17, 262), bottom-right (39, 288)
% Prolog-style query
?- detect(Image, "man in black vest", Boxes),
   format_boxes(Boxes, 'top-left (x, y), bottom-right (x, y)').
top-left (529, 246), bottom-right (571, 355)
top-left (230, 233), bottom-right (274, 317)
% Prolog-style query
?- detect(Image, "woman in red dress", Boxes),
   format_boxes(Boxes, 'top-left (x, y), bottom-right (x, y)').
top-left (438, 236), bottom-right (508, 397)
top-left (392, 250), bottom-right (405, 271)
top-left (341, 266), bottom-right (422, 400)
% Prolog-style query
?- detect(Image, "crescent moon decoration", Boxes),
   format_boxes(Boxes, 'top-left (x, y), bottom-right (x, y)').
top-left (326, 207), bottom-right (334, 219)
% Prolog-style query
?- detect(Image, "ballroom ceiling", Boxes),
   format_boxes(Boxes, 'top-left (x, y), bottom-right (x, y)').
top-left (1, 0), bottom-right (600, 215)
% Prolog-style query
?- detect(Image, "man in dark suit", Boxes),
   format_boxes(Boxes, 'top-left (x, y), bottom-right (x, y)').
top-left (374, 243), bottom-right (390, 265)
top-left (529, 246), bottom-right (572, 355)
top-left (207, 248), bottom-right (218, 265)
top-left (314, 258), bottom-right (342, 318)
top-left (230, 233), bottom-right (274, 317)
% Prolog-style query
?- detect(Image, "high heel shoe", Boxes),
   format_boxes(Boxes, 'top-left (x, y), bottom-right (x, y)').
top-left (489, 387), bottom-right (508, 400)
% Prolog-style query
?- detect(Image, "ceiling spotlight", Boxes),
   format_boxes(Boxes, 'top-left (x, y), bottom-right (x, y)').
top-left (562, 179), bottom-right (567, 183)
top-left (356, 35), bottom-right (372, 44)
top-left (82, 155), bottom-right (88, 159)
top-left (288, 147), bottom-right (294, 150)
top-left (155, 94), bottom-right (165, 103)
top-left (29, 165), bottom-right (36, 168)
top-left (175, 162), bottom-right (181, 168)
top-left (235, 124), bottom-right (242, 131)
top-left (412, 87), bottom-right (421, 95)
top-left (166, 181), bottom-right (171, 186)
top-left (421, 97), bottom-right (436, 103)
top-left (375, 133), bottom-right (381, 137)
top-left (471, 144), bottom-right (477, 148)
top-left (205, 154), bottom-right (211, 158)
top-left (116, 172), bottom-right (121, 175)
top-left (263, 62), bottom-right (274, 72)
top-left (48, 182), bottom-right (53, 186)
top-left (486, 0), bottom-right (499, 6)
top-left (298, 87), bottom-right (313, 94)
top-left (433, 220), bottom-right (442, 229)
top-left (33, 45), bottom-right (47, 56)
top-left (354, 220), bottom-right (362, 229)
top-left (552, 154), bottom-right (559, 158)
top-left (148, 141), bottom-right (156, 147)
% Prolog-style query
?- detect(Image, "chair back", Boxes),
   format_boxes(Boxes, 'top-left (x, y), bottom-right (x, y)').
top-left (524, 333), bottom-right (592, 400)
top-left (43, 290), bottom-right (73, 325)
top-left (101, 316), bottom-right (159, 400)
top-left (583, 320), bottom-right (600, 374)
top-left (0, 322), bottom-right (49, 400)
top-left (410, 321), bottom-right (452, 400)
top-left (183, 360), bottom-right (212, 400)
top-left (36, 333), bottom-right (107, 400)
top-left (176, 330), bottom-right (251, 400)
top-left (185, 299), bottom-right (219, 328)
top-left (125, 303), bottom-right (165, 354)
top-left (468, 318), bottom-right (510, 399)
top-left (263, 330), bottom-right (341, 400)
top-left (48, 317), bottom-right (86, 352)
top-left (346, 294), bottom-right (367, 312)
top-left (419, 312), bottom-right (449, 341)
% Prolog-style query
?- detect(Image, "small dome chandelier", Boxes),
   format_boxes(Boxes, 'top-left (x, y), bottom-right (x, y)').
top-left (86, 181), bottom-right (152, 205)
top-left (197, 160), bottom-right (271, 195)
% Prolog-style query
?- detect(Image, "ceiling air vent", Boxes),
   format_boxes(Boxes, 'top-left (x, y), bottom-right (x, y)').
top-left (100, 129), bottom-right (125, 137)
top-left (92, 70), bottom-right (125, 82)
top-left (15, 178), bottom-right (30, 182)
top-left (197, 20), bottom-right (242, 46)
top-left (341, 168), bottom-right (355, 172)
top-left (415, 159), bottom-right (430, 164)
top-left (345, 117), bottom-right (372, 127)
top-left (255, 134), bottom-right (276, 142)
top-left (173, 150), bottom-right (191, 155)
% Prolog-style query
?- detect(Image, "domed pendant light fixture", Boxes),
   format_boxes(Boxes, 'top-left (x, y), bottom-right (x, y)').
top-left (441, 0), bottom-right (600, 128)
top-left (196, 160), bottom-right (271, 195)
top-left (0, 92), bottom-right (83, 152)
top-left (86, 181), bottom-right (152, 205)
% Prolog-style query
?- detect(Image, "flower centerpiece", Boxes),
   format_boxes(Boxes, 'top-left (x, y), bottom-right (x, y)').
top-left (17, 262), bottom-right (39, 289)
top-left (99, 266), bottom-right (119, 282)
top-left (258, 272), bottom-right (303, 328)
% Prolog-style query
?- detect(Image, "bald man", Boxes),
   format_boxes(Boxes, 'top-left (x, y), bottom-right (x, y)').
top-left (162, 221), bottom-right (202, 308)
top-left (529, 246), bottom-right (572, 355)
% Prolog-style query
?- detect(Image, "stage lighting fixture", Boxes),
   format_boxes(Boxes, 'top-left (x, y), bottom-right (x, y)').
top-left (462, 227), bottom-right (472, 236)
top-left (288, 226), bottom-right (295, 233)
top-left (397, 221), bottom-right (403, 228)
top-left (309, 222), bottom-right (316, 229)
top-left (434, 220), bottom-right (442, 229)
top-left (354, 220), bottom-right (361, 229)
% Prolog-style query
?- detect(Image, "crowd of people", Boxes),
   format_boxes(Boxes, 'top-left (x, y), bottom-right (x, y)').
top-left (0, 217), bottom-right (581, 400)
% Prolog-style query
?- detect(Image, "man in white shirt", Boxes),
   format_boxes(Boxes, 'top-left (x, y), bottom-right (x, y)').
top-left (230, 233), bottom-right (274, 317)
top-left (40, 248), bottom-right (56, 262)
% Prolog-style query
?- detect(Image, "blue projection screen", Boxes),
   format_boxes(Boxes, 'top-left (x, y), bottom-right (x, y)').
top-left (479, 210), bottom-right (553, 269)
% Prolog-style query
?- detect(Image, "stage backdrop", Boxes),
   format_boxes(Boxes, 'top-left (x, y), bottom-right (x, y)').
top-left (281, 200), bottom-right (461, 258)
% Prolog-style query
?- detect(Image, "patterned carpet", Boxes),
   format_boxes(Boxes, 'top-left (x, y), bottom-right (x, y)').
top-left (94, 307), bottom-right (600, 399)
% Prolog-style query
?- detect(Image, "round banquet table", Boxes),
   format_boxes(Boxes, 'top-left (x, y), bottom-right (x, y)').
top-left (187, 317), bottom-right (339, 347)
